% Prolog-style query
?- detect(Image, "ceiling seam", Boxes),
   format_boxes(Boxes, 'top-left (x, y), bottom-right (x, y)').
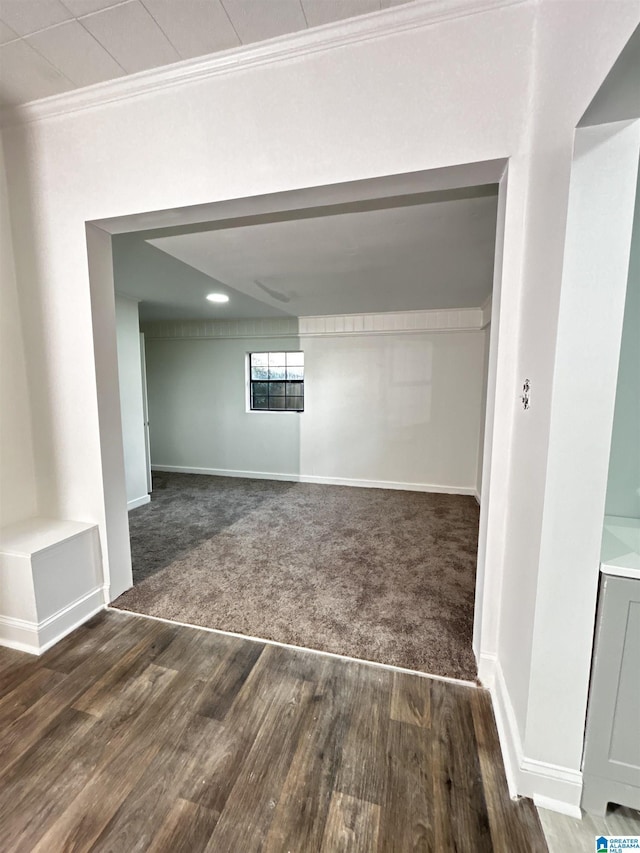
top-left (219, 0), bottom-right (243, 45)
top-left (298, 0), bottom-right (310, 29)
top-left (76, 17), bottom-right (128, 76)
top-left (137, 0), bottom-right (183, 61)
top-left (17, 35), bottom-right (76, 90)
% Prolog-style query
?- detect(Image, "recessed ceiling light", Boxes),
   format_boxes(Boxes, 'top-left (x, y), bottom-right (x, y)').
top-left (206, 293), bottom-right (229, 303)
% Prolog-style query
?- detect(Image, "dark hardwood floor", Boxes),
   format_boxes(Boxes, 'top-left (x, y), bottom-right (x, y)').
top-left (0, 610), bottom-right (547, 852)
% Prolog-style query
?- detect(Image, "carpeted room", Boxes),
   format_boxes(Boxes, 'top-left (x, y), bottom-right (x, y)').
top-left (114, 472), bottom-right (480, 680)
top-left (112, 187), bottom-right (497, 684)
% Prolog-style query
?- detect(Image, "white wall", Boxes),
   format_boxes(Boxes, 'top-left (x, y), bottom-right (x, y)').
top-left (85, 225), bottom-right (132, 599)
top-left (146, 328), bottom-right (486, 492)
top-left (1, 0), bottom-right (639, 812)
top-left (523, 121), bottom-right (640, 808)
top-left (606, 170), bottom-right (640, 520)
top-left (147, 335), bottom-right (301, 477)
top-left (0, 136), bottom-right (38, 528)
top-left (483, 3), bottom-right (639, 801)
top-left (115, 295), bottom-right (149, 509)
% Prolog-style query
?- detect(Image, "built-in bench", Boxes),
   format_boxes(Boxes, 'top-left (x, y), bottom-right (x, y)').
top-left (0, 517), bottom-right (104, 654)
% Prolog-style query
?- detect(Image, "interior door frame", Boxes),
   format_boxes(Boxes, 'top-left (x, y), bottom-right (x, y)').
top-left (87, 161), bottom-right (509, 656)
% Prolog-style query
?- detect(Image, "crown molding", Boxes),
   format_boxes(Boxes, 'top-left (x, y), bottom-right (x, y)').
top-left (298, 308), bottom-right (484, 335)
top-left (143, 316), bottom-right (298, 340)
top-left (0, 0), bottom-right (526, 128)
top-left (142, 308), bottom-right (486, 340)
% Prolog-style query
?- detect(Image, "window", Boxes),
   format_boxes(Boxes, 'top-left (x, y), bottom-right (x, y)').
top-left (249, 351), bottom-right (304, 412)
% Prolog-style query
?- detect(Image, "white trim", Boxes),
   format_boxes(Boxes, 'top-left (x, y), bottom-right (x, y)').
top-left (477, 651), bottom-right (496, 687)
top-left (107, 606), bottom-right (479, 687)
top-left (128, 495), bottom-right (151, 511)
top-left (480, 295), bottom-right (492, 328)
top-left (487, 656), bottom-right (522, 799)
top-left (143, 317), bottom-right (298, 340)
top-left (298, 308), bottom-right (484, 336)
top-left (0, 517), bottom-right (98, 558)
top-left (1, 0), bottom-right (525, 127)
top-left (151, 465), bottom-right (477, 496)
top-left (0, 587), bottom-right (105, 655)
top-left (533, 795), bottom-right (582, 820)
top-left (521, 757), bottom-right (584, 789)
top-left (142, 308), bottom-right (487, 341)
top-left (474, 490), bottom-right (481, 505)
top-left (486, 655), bottom-right (584, 814)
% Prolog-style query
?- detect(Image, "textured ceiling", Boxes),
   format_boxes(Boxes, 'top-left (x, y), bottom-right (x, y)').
top-left (0, 0), bottom-right (411, 106)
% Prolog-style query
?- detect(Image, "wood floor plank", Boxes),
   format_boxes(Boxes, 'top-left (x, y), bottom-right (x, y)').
top-left (180, 644), bottom-right (303, 815)
top-left (378, 719), bottom-right (435, 852)
top-left (320, 791), bottom-right (381, 853)
top-left (0, 666), bottom-right (66, 728)
top-left (0, 706), bottom-right (99, 853)
top-left (334, 663), bottom-right (393, 806)
top-left (0, 617), bottom-right (161, 775)
top-left (0, 648), bottom-right (66, 701)
top-left (90, 711), bottom-right (223, 852)
top-left (203, 668), bottom-right (315, 851)
top-left (390, 670), bottom-right (431, 728)
top-left (149, 620), bottom-right (233, 671)
top-left (431, 680), bottom-right (493, 852)
top-left (195, 638), bottom-right (264, 720)
top-left (147, 799), bottom-right (219, 853)
top-left (471, 689), bottom-right (547, 853)
top-left (16, 666), bottom-right (176, 852)
top-left (263, 657), bottom-right (352, 853)
top-left (39, 609), bottom-right (139, 674)
top-left (0, 611), bottom-right (549, 853)
top-left (0, 644), bottom-right (30, 671)
top-left (30, 664), bottom-right (185, 853)
top-left (72, 622), bottom-right (177, 716)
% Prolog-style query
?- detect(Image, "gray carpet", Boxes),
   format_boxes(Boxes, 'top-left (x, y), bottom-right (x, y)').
top-left (113, 472), bottom-right (480, 680)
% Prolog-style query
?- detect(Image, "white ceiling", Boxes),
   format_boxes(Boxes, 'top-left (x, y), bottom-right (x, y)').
top-left (114, 188), bottom-right (499, 321)
top-left (0, 0), bottom-right (411, 106)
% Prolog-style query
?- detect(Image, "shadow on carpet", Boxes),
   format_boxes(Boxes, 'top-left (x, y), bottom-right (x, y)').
top-left (113, 473), bottom-right (480, 681)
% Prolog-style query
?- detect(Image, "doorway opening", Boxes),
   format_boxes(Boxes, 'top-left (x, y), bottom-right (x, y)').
top-left (87, 163), bottom-right (508, 681)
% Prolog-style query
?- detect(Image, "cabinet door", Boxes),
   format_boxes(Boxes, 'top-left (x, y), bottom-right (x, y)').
top-left (583, 575), bottom-right (640, 786)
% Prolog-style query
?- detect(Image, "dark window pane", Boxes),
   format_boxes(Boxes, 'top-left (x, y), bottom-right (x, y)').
top-left (286, 365), bottom-right (304, 380)
top-left (268, 365), bottom-right (286, 380)
top-left (252, 396), bottom-right (268, 409)
top-left (286, 396), bottom-right (304, 411)
top-left (252, 382), bottom-right (269, 396)
top-left (251, 352), bottom-right (268, 367)
top-left (269, 382), bottom-right (285, 397)
top-left (286, 382), bottom-right (304, 397)
top-left (251, 365), bottom-right (269, 380)
top-left (269, 396), bottom-right (286, 409)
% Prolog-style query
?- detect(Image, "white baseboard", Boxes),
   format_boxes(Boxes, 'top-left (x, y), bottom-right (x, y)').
top-left (474, 490), bottom-right (481, 505)
top-left (485, 653), bottom-right (522, 800)
top-left (0, 587), bottom-right (105, 655)
top-left (483, 652), bottom-right (584, 815)
top-left (128, 494), bottom-right (151, 511)
top-left (533, 793), bottom-right (582, 819)
top-left (477, 651), bottom-right (496, 688)
top-left (522, 759), bottom-right (583, 816)
top-left (151, 465), bottom-right (477, 496)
